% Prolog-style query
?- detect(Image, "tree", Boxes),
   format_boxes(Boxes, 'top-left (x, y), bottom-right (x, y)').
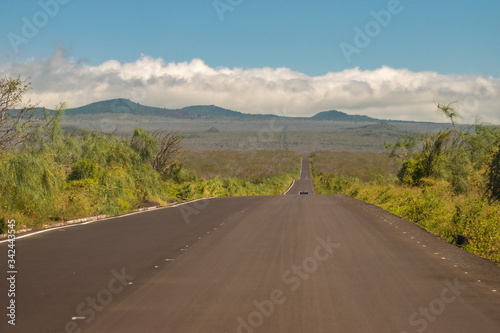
top-left (396, 131), bottom-right (450, 185)
top-left (151, 131), bottom-right (183, 178)
top-left (384, 135), bottom-right (417, 161)
top-left (390, 102), bottom-right (500, 195)
top-left (129, 129), bottom-right (183, 178)
top-left (130, 128), bottom-right (157, 164)
top-left (0, 76), bottom-right (44, 149)
top-left (487, 145), bottom-right (500, 203)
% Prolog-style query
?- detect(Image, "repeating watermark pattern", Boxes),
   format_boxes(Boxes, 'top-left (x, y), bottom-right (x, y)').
top-left (238, 112), bottom-right (288, 151)
top-left (232, 235), bottom-right (340, 333)
top-left (60, 268), bottom-right (135, 333)
top-left (178, 199), bottom-right (211, 225)
top-left (8, 0), bottom-right (71, 54)
top-left (400, 277), bottom-right (467, 333)
top-left (213, 0), bottom-right (244, 21)
top-left (178, 110), bottom-right (288, 225)
top-left (6, 219), bottom-right (17, 326)
top-left (340, 0), bottom-right (407, 63)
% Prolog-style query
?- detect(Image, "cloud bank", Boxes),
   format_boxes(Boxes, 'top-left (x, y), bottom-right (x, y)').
top-left (1, 49), bottom-right (499, 124)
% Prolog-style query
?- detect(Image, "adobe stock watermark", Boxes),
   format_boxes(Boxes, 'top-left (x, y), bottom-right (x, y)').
top-left (400, 277), bottom-right (467, 333)
top-left (232, 235), bottom-right (340, 333)
top-left (238, 112), bottom-right (288, 151)
top-left (178, 111), bottom-right (288, 224)
top-left (8, 0), bottom-right (71, 54)
top-left (177, 199), bottom-right (210, 225)
top-left (213, 0), bottom-right (244, 21)
top-left (59, 268), bottom-right (135, 333)
top-left (340, 0), bottom-right (409, 63)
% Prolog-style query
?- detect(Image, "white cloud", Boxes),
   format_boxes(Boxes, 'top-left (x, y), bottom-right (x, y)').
top-left (1, 48), bottom-right (499, 124)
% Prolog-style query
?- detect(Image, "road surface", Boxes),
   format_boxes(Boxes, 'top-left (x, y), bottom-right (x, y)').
top-left (1, 158), bottom-right (499, 332)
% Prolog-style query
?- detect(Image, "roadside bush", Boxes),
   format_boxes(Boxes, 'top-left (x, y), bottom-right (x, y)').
top-left (67, 158), bottom-right (101, 181)
top-left (487, 145), bottom-right (500, 203)
top-left (309, 149), bottom-right (500, 264)
top-left (0, 152), bottom-right (65, 229)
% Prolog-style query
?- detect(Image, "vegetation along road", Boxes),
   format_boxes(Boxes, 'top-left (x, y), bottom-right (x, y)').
top-left (1, 160), bottom-right (499, 333)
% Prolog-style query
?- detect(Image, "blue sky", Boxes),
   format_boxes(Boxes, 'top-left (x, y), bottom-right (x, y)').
top-left (0, 0), bottom-right (499, 123)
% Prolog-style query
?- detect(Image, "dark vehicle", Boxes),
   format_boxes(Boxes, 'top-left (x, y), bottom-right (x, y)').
top-left (299, 191), bottom-right (309, 195)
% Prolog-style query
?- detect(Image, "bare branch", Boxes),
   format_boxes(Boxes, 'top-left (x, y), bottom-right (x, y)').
top-left (151, 131), bottom-right (183, 176)
top-left (0, 75), bottom-right (44, 149)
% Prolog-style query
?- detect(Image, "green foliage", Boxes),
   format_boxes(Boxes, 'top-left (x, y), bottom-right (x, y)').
top-left (390, 103), bottom-right (500, 196)
top-left (1, 109), bottom-right (300, 232)
top-left (312, 107), bottom-right (500, 262)
top-left (398, 159), bottom-right (425, 186)
top-left (487, 145), bottom-right (500, 203)
top-left (449, 151), bottom-right (470, 195)
top-left (0, 75), bottom-right (45, 149)
top-left (314, 173), bottom-right (358, 194)
top-left (0, 151), bottom-right (64, 228)
top-left (164, 150), bottom-right (301, 201)
top-left (80, 131), bottom-right (140, 168)
top-left (385, 135), bottom-right (418, 160)
top-left (130, 128), bottom-right (157, 164)
top-left (310, 148), bottom-right (500, 264)
top-left (397, 131), bottom-right (451, 186)
top-left (1, 80), bottom-right (301, 233)
top-left (68, 159), bottom-right (101, 181)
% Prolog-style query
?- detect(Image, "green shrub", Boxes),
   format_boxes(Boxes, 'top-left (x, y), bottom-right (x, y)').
top-left (67, 158), bottom-right (101, 181)
top-left (0, 152), bottom-right (64, 227)
top-left (487, 145), bottom-right (500, 203)
top-left (310, 151), bottom-right (500, 264)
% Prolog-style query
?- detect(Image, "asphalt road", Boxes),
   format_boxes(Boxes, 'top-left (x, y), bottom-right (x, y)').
top-left (285, 157), bottom-right (316, 195)
top-left (1, 158), bottom-right (500, 332)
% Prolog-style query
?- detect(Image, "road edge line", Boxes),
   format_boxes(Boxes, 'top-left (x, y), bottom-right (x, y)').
top-left (0, 197), bottom-right (215, 243)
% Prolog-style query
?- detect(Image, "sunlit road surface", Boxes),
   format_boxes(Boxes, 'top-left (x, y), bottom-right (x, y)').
top-left (1, 158), bottom-right (500, 332)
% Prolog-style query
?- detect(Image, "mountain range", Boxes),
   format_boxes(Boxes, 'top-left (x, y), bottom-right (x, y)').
top-left (60, 98), bottom-right (385, 122)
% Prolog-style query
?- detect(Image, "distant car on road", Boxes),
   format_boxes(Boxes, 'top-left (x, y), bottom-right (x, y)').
top-left (299, 191), bottom-right (309, 195)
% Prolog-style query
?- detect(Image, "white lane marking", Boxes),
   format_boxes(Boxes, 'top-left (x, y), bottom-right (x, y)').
top-left (299, 157), bottom-right (303, 179)
top-left (283, 180), bottom-right (295, 195)
top-left (284, 157), bottom-right (309, 195)
top-left (0, 197), bottom-right (216, 244)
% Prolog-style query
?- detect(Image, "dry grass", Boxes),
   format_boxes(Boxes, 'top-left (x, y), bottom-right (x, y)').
top-left (180, 150), bottom-right (300, 180)
top-left (309, 151), bottom-right (400, 182)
